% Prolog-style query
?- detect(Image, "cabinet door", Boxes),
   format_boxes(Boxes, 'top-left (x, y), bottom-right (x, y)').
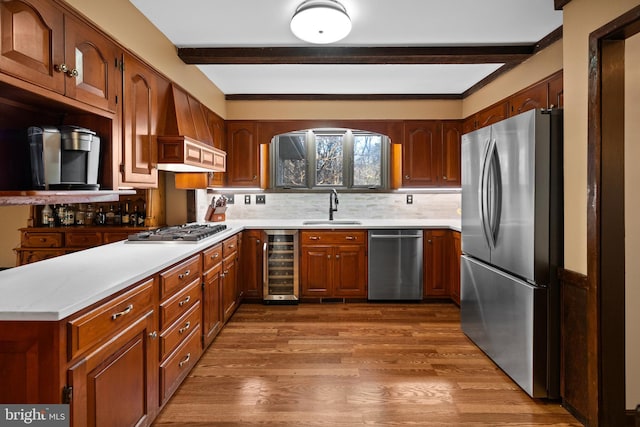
top-left (63, 14), bottom-right (119, 112)
top-left (68, 310), bottom-right (158, 427)
top-left (402, 121), bottom-right (441, 187)
top-left (424, 230), bottom-right (450, 297)
top-left (226, 121), bottom-right (259, 187)
top-left (221, 254), bottom-right (238, 323)
top-left (509, 83), bottom-right (547, 116)
top-left (0, 0), bottom-right (65, 93)
top-left (120, 52), bottom-right (158, 187)
top-left (333, 245), bottom-right (367, 297)
top-left (441, 121), bottom-right (462, 187)
top-left (548, 72), bottom-right (563, 109)
top-left (240, 230), bottom-right (263, 301)
top-left (300, 246), bottom-right (332, 297)
top-left (207, 110), bottom-right (226, 187)
top-left (449, 231), bottom-right (461, 305)
top-left (202, 263), bottom-right (222, 348)
top-left (476, 101), bottom-right (509, 129)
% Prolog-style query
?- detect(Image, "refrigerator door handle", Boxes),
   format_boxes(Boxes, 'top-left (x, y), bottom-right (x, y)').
top-left (480, 138), bottom-right (496, 249)
top-left (487, 141), bottom-right (502, 246)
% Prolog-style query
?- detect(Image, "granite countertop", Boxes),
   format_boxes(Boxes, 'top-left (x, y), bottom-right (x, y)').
top-left (0, 218), bottom-right (460, 321)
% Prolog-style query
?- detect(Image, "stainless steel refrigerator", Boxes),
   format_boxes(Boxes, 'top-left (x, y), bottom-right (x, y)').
top-left (460, 108), bottom-right (563, 399)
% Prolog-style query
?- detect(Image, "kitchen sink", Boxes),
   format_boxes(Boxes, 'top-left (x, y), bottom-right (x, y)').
top-left (302, 220), bottom-right (362, 225)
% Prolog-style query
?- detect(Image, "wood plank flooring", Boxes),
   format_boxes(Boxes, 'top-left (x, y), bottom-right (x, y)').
top-left (152, 303), bottom-right (581, 426)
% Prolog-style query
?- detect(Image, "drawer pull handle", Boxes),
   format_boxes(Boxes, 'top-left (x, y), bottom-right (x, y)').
top-left (309, 236), bottom-right (320, 240)
top-left (179, 352), bottom-right (191, 368)
top-left (179, 321), bottom-right (191, 334)
top-left (178, 270), bottom-right (191, 279)
top-left (345, 236), bottom-right (355, 240)
top-left (111, 304), bottom-right (133, 320)
top-left (228, 244), bottom-right (235, 249)
top-left (178, 295), bottom-right (191, 307)
top-left (211, 253), bottom-right (220, 259)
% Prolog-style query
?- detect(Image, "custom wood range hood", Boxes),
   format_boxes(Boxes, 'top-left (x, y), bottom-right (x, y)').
top-left (157, 85), bottom-right (226, 176)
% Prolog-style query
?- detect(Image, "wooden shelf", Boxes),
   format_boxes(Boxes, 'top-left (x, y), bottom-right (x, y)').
top-left (0, 190), bottom-right (137, 206)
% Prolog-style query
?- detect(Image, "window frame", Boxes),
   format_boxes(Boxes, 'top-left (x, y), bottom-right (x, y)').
top-left (271, 128), bottom-right (389, 191)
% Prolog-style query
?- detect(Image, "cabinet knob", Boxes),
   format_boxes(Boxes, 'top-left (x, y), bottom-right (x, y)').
top-left (428, 240), bottom-right (432, 244)
top-left (443, 176), bottom-right (448, 180)
top-left (336, 254), bottom-right (340, 259)
top-left (252, 175), bottom-right (257, 180)
top-left (405, 175), bottom-right (410, 179)
top-left (327, 255), bottom-right (331, 259)
top-left (66, 68), bottom-right (79, 78)
top-left (54, 63), bottom-right (69, 73)
top-left (148, 331), bottom-right (158, 339)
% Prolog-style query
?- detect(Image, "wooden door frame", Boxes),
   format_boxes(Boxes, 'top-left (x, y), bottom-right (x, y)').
top-left (587, 5), bottom-right (640, 426)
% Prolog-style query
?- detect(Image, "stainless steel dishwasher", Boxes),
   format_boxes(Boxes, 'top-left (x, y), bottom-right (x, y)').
top-left (368, 229), bottom-right (423, 300)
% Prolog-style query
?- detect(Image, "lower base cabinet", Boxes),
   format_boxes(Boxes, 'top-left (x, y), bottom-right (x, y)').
top-left (68, 310), bottom-right (159, 427)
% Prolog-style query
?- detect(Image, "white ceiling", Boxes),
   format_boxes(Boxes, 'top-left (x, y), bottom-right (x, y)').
top-left (129, 0), bottom-right (563, 96)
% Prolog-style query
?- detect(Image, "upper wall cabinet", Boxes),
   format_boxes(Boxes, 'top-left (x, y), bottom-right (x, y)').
top-left (226, 121), bottom-right (260, 187)
top-left (0, 0), bottom-right (120, 113)
top-left (120, 52), bottom-right (167, 188)
top-left (402, 121), bottom-right (461, 187)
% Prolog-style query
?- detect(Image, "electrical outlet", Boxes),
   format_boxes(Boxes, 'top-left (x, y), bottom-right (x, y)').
top-left (406, 194), bottom-right (413, 204)
top-left (244, 195), bottom-right (251, 204)
top-left (223, 194), bottom-right (234, 204)
top-left (256, 195), bottom-right (266, 204)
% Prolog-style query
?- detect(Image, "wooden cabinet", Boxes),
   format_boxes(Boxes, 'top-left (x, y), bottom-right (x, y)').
top-left (206, 110), bottom-right (227, 187)
top-left (300, 230), bottom-right (367, 299)
top-left (120, 52), bottom-right (161, 187)
top-left (466, 101), bottom-right (510, 132)
top-left (424, 229), bottom-right (450, 297)
top-left (226, 121), bottom-right (260, 187)
top-left (509, 83), bottom-right (548, 116)
top-left (239, 230), bottom-right (263, 302)
top-left (402, 121), bottom-right (461, 187)
top-left (62, 13), bottom-right (119, 112)
top-left (449, 231), bottom-right (461, 306)
top-left (0, 0), bottom-right (119, 112)
top-left (548, 71), bottom-right (563, 109)
top-left (440, 121), bottom-right (462, 187)
top-left (16, 225), bottom-right (152, 265)
top-left (158, 254), bottom-right (202, 405)
top-left (221, 235), bottom-right (239, 322)
top-left (202, 243), bottom-right (223, 347)
top-left (0, 0), bottom-right (65, 93)
top-left (66, 277), bottom-right (159, 427)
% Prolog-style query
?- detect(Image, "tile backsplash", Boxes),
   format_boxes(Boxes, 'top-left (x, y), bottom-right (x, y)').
top-left (195, 191), bottom-right (461, 222)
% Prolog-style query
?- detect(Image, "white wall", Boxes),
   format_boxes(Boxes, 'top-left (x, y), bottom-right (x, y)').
top-left (625, 32), bottom-right (640, 411)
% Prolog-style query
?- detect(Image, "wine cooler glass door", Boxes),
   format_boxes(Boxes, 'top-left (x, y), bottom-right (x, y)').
top-left (263, 230), bottom-right (299, 302)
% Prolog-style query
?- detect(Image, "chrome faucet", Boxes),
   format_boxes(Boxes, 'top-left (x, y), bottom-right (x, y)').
top-left (329, 188), bottom-right (339, 220)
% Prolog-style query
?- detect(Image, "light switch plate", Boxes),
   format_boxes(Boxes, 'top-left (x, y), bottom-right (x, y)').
top-left (244, 195), bottom-right (251, 204)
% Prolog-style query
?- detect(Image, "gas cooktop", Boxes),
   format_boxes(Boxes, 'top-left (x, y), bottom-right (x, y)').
top-left (127, 223), bottom-right (228, 242)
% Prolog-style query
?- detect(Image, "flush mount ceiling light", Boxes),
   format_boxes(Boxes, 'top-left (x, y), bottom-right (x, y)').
top-left (290, 0), bottom-right (352, 44)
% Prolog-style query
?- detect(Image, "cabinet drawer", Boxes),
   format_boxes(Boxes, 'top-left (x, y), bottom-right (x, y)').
top-left (160, 323), bottom-right (202, 404)
top-left (67, 277), bottom-right (155, 360)
top-left (103, 232), bottom-right (131, 244)
top-left (17, 249), bottom-right (67, 265)
top-left (160, 279), bottom-right (200, 330)
top-left (160, 301), bottom-right (201, 360)
top-left (21, 231), bottom-right (63, 248)
top-left (66, 231), bottom-right (103, 248)
top-left (160, 254), bottom-right (202, 299)
top-left (222, 235), bottom-right (238, 258)
top-left (202, 243), bottom-right (223, 272)
top-left (301, 230), bottom-right (366, 245)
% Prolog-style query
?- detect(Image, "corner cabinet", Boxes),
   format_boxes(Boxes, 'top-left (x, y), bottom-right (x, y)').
top-left (226, 121), bottom-right (260, 187)
top-left (120, 52), bottom-right (164, 188)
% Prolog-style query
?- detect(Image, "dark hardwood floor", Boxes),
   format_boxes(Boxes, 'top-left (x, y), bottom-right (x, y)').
top-left (153, 303), bottom-right (581, 426)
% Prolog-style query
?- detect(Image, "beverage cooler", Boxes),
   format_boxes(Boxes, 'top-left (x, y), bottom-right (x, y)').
top-left (263, 230), bottom-right (299, 303)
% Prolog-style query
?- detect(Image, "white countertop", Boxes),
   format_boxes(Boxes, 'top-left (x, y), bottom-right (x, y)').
top-left (0, 218), bottom-right (460, 321)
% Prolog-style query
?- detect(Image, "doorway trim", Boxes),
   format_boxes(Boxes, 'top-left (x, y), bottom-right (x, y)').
top-left (587, 5), bottom-right (640, 426)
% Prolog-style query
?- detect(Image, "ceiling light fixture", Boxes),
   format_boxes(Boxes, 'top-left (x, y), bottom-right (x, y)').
top-left (290, 0), bottom-right (352, 44)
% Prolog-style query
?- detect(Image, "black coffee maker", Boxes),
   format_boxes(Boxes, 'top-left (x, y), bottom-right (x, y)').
top-left (28, 125), bottom-right (101, 190)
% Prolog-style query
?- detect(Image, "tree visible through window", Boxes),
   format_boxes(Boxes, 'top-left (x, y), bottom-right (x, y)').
top-left (273, 129), bottom-right (386, 189)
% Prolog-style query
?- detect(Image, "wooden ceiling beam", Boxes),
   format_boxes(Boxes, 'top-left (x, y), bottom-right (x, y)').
top-left (178, 45), bottom-right (533, 65)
